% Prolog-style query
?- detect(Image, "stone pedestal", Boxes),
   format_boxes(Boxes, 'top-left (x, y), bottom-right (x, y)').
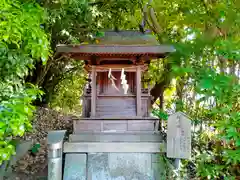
top-left (47, 130), bottom-right (66, 180)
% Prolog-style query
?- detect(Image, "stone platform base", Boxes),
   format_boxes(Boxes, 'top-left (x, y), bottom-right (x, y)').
top-left (64, 153), bottom-right (163, 180)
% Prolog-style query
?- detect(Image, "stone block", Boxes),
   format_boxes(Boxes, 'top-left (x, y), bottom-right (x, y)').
top-left (63, 154), bottom-right (87, 180)
top-left (74, 120), bottom-right (102, 133)
top-left (103, 120), bottom-right (127, 132)
top-left (88, 153), bottom-right (154, 180)
top-left (127, 120), bottom-right (155, 131)
top-left (63, 142), bottom-right (165, 153)
top-left (69, 133), bottom-right (162, 142)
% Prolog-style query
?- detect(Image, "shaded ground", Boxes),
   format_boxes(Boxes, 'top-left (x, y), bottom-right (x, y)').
top-left (3, 107), bottom-right (73, 180)
top-left (4, 168), bottom-right (47, 180)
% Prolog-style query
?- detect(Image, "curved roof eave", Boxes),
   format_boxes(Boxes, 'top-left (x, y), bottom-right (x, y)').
top-left (56, 44), bottom-right (176, 58)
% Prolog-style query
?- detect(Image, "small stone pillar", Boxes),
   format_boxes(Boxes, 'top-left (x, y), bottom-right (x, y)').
top-left (47, 130), bottom-right (66, 180)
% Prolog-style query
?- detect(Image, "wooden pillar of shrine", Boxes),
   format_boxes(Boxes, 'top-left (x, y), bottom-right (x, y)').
top-left (91, 65), bottom-right (96, 117)
top-left (136, 65), bottom-right (142, 117)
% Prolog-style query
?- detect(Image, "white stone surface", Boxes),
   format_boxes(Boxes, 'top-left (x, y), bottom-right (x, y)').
top-left (64, 154), bottom-right (86, 180)
top-left (88, 153), bottom-right (155, 180)
top-left (64, 142), bottom-right (165, 153)
top-left (69, 133), bottom-right (162, 142)
top-left (167, 112), bottom-right (191, 159)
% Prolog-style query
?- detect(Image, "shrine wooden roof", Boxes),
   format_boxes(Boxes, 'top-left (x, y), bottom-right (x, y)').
top-left (56, 30), bottom-right (175, 61)
top-left (57, 44), bottom-right (174, 57)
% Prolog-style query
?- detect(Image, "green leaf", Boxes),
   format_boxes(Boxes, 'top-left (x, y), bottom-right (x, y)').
top-left (199, 78), bottom-right (213, 89)
top-left (226, 127), bottom-right (237, 138)
top-left (31, 143), bottom-right (41, 154)
top-left (3, 35), bottom-right (9, 41)
top-left (96, 31), bottom-right (105, 37)
top-left (236, 139), bottom-right (240, 147)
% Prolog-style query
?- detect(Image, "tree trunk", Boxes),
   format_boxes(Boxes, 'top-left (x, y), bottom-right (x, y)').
top-left (176, 77), bottom-right (186, 111)
top-left (150, 81), bottom-right (165, 105)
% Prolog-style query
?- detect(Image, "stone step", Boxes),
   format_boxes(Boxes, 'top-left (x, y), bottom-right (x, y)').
top-left (73, 120), bottom-right (157, 133)
top-left (69, 133), bottom-right (162, 142)
top-left (96, 103), bottom-right (136, 105)
top-left (96, 114), bottom-right (137, 118)
top-left (96, 112), bottom-right (136, 115)
top-left (63, 142), bottom-right (166, 153)
top-left (96, 107), bottom-right (136, 111)
top-left (96, 102), bottom-right (135, 105)
top-left (96, 105), bottom-right (136, 108)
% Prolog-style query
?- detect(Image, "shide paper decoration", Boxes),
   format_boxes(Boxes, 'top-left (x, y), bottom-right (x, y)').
top-left (108, 68), bottom-right (119, 91)
top-left (121, 68), bottom-right (129, 94)
top-left (107, 68), bottom-right (129, 94)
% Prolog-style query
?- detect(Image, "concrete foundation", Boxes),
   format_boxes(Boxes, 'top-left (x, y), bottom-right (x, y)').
top-left (64, 153), bottom-right (162, 180)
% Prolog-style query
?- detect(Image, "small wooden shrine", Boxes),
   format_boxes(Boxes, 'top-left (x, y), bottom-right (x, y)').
top-left (48, 30), bottom-right (175, 180)
top-left (57, 30), bottom-right (174, 123)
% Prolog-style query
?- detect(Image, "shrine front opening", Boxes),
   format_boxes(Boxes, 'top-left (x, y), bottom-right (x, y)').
top-left (84, 65), bottom-right (150, 118)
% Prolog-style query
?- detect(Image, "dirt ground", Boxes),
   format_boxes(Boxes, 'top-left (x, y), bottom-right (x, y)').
top-left (3, 107), bottom-right (73, 180)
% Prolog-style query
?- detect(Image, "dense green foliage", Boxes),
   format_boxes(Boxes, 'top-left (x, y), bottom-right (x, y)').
top-left (0, 0), bottom-right (239, 179)
top-left (50, 61), bottom-right (86, 115)
top-left (147, 0), bottom-right (240, 178)
top-left (0, 0), bottom-right (50, 164)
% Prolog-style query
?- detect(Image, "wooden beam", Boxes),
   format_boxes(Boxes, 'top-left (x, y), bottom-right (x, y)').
top-left (136, 65), bottom-right (142, 116)
top-left (91, 66), bottom-right (96, 117)
top-left (70, 54), bottom-right (162, 62)
top-left (97, 65), bottom-right (137, 72)
top-left (85, 64), bottom-right (148, 72)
